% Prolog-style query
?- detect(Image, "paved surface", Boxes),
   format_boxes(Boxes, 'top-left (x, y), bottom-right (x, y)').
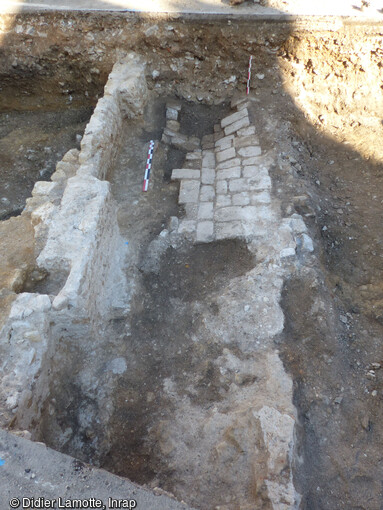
top-left (0, 429), bottom-right (193, 510)
top-left (2, 0), bottom-right (383, 16)
top-left (169, 97), bottom-right (275, 243)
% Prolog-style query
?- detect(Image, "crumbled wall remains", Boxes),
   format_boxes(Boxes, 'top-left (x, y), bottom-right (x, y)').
top-left (0, 53), bottom-right (148, 431)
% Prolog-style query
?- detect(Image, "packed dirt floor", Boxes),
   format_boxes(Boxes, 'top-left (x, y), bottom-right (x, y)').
top-left (1, 12), bottom-right (383, 510)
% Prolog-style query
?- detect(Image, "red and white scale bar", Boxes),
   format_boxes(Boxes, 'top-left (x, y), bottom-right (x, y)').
top-left (142, 140), bottom-right (155, 192)
top-left (246, 55), bottom-right (253, 95)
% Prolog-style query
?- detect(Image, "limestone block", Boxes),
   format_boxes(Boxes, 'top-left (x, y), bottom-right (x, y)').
top-left (232, 192), bottom-right (250, 206)
top-left (300, 233), bottom-right (314, 252)
top-left (288, 214), bottom-right (307, 234)
top-left (229, 179), bottom-right (248, 193)
top-left (196, 221), bottom-right (214, 243)
top-left (198, 202), bottom-right (214, 220)
top-left (202, 151), bottom-right (215, 169)
top-left (171, 169), bottom-right (201, 180)
top-left (215, 206), bottom-right (243, 222)
top-left (166, 99), bottom-right (182, 112)
top-left (202, 168), bottom-right (215, 185)
top-left (216, 180), bottom-right (228, 195)
top-left (234, 135), bottom-right (260, 149)
top-left (200, 185), bottom-right (215, 202)
top-left (217, 157), bottom-right (241, 171)
top-left (237, 125), bottom-right (256, 137)
top-left (215, 221), bottom-right (244, 239)
top-left (216, 147), bottom-right (236, 163)
top-left (32, 181), bottom-right (59, 199)
top-left (179, 180), bottom-right (200, 204)
top-left (249, 174), bottom-right (272, 191)
top-left (184, 204), bottom-right (198, 220)
top-left (242, 165), bottom-right (260, 178)
top-left (215, 135), bottom-right (234, 151)
top-left (221, 108), bottom-right (248, 128)
top-left (242, 156), bottom-right (263, 166)
top-left (224, 116), bottom-right (250, 136)
top-left (105, 55), bottom-right (148, 118)
top-left (251, 191), bottom-right (271, 205)
top-left (166, 107), bottom-right (179, 121)
top-left (62, 148), bottom-right (80, 164)
top-left (231, 96), bottom-right (249, 109)
top-left (217, 166), bottom-right (241, 180)
top-left (280, 247), bottom-right (296, 259)
top-left (216, 195), bottom-right (232, 208)
top-left (238, 146), bottom-right (262, 158)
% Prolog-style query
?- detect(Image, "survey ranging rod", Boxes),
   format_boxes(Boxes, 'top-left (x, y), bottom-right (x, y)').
top-left (247, 55), bottom-right (253, 95)
top-left (142, 140), bottom-right (155, 192)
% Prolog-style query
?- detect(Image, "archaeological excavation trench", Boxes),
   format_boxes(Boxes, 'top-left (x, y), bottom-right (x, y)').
top-left (1, 9), bottom-right (383, 510)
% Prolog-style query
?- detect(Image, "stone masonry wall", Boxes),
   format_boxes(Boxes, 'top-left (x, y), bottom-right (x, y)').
top-left (0, 53), bottom-right (148, 431)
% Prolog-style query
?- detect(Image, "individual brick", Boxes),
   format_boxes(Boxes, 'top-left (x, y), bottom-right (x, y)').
top-left (248, 175), bottom-right (272, 191)
top-left (198, 202), bottom-right (214, 220)
top-left (200, 185), bottom-right (215, 202)
top-left (224, 116), bottom-right (250, 136)
top-left (215, 135), bottom-right (234, 151)
top-left (202, 168), bottom-right (215, 185)
top-left (221, 108), bottom-right (248, 128)
top-left (231, 96), bottom-right (249, 109)
top-left (229, 179), bottom-right (248, 193)
top-left (166, 107), bottom-right (179, 121)
top-left (232, 192), bottom-right (250, 206)
top-left (242, 156), bottom-right (263, 166)
top-left (238, 146), bottom-right (262, 158)
top-left (215, 221), bottom-right (244, 240)
top-left (251, 191), bottom-right (271, 205)
top-left (216, 147), bottom-right (236, 164)
top-left (214, 206), bottom-right (243, 222)
top-left (179, 180), bottom-right (200, 204)
top-left (216, 166), bottom-right (241, 180)
top-left (184, 204), bottom-right (198, 220)
top-left (196, 221), bottom-right (214, 243)
top-left (216, 180), bottom-right (228, 194)
top-left (237, 125), bottom-right (256, 137)
top-left (216, 194), bottom-right (232, 208)
top-left (202, 151), bottom-right (215, 168)
top-left (242, 165), bottom-right (263, 178)
top-left (171, 169), bottom-right (201, 180)
top-left (216, 157), bottom-right (241, 171)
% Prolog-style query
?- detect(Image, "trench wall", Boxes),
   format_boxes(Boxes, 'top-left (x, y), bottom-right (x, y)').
top-left (0, 53), bottom-right (148, 431)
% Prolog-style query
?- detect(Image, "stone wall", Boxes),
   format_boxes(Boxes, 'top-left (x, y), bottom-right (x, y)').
top-left (0, 53), bottom-right (148, 431)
